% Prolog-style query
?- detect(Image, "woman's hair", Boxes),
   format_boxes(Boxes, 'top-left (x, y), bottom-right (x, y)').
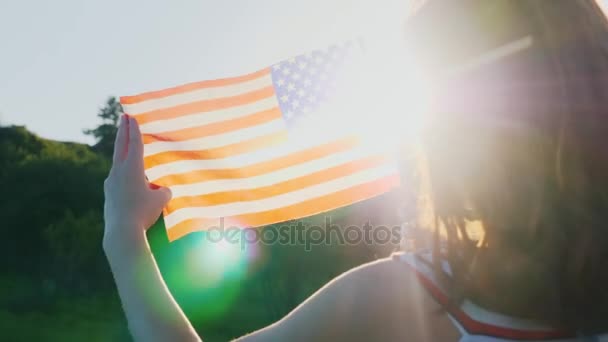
top-left (405, 0), bottom-right (608, 333)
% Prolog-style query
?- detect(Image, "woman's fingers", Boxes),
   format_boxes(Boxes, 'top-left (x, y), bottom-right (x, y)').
top-left (127, 116), bottom-right (145, 174)
top-left (112, 115), bottom-right (129, 165)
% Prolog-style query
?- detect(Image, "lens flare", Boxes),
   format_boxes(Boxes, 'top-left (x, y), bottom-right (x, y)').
top-left (161, 233), bottom-right (258, 322)
top-left (185, 234), bottom-right (253, 287)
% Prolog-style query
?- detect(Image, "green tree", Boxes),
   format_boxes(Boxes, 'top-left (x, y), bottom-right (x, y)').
top-left (84, 97), bottom-right (123, 158)
top-left (43, 209), bottom-right (107, 293)
top-left (0, 125), bottom-right (109, 283)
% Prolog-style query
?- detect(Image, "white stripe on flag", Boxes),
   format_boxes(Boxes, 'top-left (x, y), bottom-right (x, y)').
top-left (145, 135), bottom-right (351, 182)
top-left (143, 119), bottom-right (286, 157)
top-left (139, 96), bottom-right (279, 134)
top-left (164, 164), bottom-right (396, 228)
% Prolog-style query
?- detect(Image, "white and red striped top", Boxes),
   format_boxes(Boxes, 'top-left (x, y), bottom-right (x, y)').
top-left (396, 252), bottom-right (608, 342)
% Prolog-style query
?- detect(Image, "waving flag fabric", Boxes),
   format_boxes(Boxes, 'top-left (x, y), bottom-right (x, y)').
top-left (120, 42), bottom-right (400, 241)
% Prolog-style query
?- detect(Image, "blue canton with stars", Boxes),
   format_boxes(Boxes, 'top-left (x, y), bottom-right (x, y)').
top-left (270, 43), bottom-right (354, 127)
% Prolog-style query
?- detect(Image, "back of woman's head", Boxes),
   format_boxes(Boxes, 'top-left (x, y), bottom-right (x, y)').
top-left (405, 0), bottom-right (608, 333)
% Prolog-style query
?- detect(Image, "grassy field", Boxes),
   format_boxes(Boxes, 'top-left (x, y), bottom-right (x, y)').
top-left (0, 277), bottom-right (131, 342)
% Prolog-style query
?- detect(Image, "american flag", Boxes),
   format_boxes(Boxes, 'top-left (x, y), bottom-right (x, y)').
top-left (120, 42), bottom-right (400, 241)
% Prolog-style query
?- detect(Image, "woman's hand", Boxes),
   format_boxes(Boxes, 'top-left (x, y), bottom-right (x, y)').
top-left (103, 115), bottom-right (171, 250)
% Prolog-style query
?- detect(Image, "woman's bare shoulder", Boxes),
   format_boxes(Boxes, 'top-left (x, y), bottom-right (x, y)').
top-left (344, 255), bottom-right (460, 340)
top-left (336, 255), bottom-right (420, 299)
top-left (339, 255), bottom-right (430, 314)
top-left (348, 254), bottom-right (414, 282)
top-left (249, 255), bottom-right (458, 341)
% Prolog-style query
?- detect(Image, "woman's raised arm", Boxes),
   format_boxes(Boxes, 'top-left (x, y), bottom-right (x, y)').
top-left (103, 115), bottom-right (201, 342)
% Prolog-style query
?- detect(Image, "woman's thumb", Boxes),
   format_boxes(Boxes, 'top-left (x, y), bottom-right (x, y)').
top-left (151, 185), bottom-right (172, 208)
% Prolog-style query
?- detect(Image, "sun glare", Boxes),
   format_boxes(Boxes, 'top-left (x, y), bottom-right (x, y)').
top-left (347, 2), bottom-right (430, 156)
top-left (185, 235), bottom-right (253, 288)
top-left (319, 34), bottom-right (430, 159)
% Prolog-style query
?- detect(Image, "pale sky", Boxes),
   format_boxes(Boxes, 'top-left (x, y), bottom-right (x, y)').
top-left (0, 0), bottom-right (407, 144)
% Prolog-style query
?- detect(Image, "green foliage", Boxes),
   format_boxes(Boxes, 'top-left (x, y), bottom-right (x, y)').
top-left (83, 97), bottom-right (123, 158)
top-left (0, 288), bottom-right (131, 342)
top-left (0, 125), bottom-right (120, 340)
top-left (0, 125), bottom-right (45, 178)
top-left (43, 209), bottom-right (107, 292)
top-left (0, 125), bottom-right (110, 288)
